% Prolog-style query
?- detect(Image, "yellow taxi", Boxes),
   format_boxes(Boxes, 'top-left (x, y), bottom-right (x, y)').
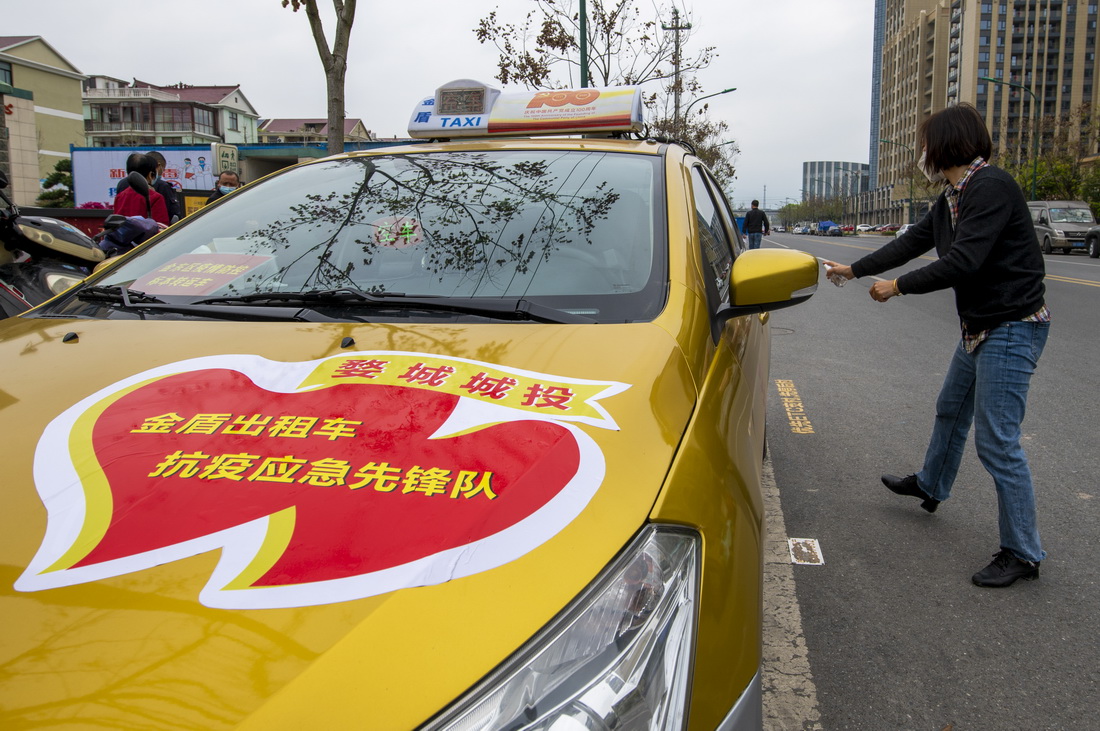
top-left (0, 81), bottom-right (818, 730)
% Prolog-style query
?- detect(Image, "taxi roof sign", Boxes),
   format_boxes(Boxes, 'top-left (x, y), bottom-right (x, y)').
top-left (408, 80), bottom-right (644, 139)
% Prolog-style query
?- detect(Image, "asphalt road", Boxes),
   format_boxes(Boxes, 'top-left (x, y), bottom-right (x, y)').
top-left (759, 232), bottom-right (1100, 730)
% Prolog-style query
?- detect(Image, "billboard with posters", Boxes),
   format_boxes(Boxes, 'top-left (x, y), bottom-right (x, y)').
top-left (71, 144), bottom-right (237, 208)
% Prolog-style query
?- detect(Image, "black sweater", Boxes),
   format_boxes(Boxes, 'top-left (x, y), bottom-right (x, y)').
top-left (851, 165), bottom-right (1045, 333)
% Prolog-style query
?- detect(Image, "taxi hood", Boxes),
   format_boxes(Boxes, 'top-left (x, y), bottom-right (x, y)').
top-left (0, 317), bottom-right (697, 728)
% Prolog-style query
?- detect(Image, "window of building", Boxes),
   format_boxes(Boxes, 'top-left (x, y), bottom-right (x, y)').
top-left (161, 137), bottom-right (183, 145)
top-left (0, 61), bottom-right (11, 86)
top-left (981, 19), bottom-right (992, 29)
top-left (980, 51), bottom-right (991, 61)
top-left (155, 106), bottom-right (192, 129)
top-left (980, 35), bottom-right (990, 46)
top-left (982, 3), bottom-right (992, 13)
top-left (228, 112), bottom-right (239, 131)
top-left (194, 108), bottom-right (216, 136)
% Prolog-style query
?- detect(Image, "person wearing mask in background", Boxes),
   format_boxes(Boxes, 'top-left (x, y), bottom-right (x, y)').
top-left (146, 151), bottom-right (181, 223)
top-left (823, 103), bottom-right (1049, 589)
top-left (206, 170), bottom-right (241, 204)
top-left (113, 153), bottom-right (169, 226)
top-left (743, 200), bottom-right (770, 250)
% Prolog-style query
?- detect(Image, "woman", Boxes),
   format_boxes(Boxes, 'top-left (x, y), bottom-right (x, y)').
top-left (824, 103), bottom-right (1050, 588)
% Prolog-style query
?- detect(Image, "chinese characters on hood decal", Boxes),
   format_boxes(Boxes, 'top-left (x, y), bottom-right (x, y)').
top-left (16, 352), bottom-right (630, 609)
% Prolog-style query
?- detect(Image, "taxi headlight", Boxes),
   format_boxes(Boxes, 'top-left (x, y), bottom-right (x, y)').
top-left (1054, 229), bottom-right (1065, 237)
top-left (424, 526), bottom-right (699, 731)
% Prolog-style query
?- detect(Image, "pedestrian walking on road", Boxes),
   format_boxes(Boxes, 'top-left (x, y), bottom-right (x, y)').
top-left (743, 200), bottom-right (770, 250)
top-left (822, 103), bottom-right (1050, 588)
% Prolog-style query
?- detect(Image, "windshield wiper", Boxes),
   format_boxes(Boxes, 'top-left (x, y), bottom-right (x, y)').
top-left (195, 288), bottom-right (596, 324)
top-left (79, 285), bottom-right (167, 305)
top-left (74, 284), bottom-right (338, 322)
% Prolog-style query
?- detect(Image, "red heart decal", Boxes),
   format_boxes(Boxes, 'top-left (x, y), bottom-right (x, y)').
top-left (16, 353), bottom-right (622, 609)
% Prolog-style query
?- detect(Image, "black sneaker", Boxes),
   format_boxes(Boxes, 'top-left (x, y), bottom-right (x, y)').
top-left (881, 473), bottom-right (940, 513)
top-left (972, 549), bottom-right (1040, 587)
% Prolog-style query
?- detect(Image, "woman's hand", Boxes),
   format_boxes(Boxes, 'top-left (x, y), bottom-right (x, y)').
top-left (822, 260), bottom-right (854, 281)
top-left (869, 280), bottom-right (899, 302)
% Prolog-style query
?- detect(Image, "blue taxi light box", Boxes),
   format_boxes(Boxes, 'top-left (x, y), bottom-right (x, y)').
top-left (408, 80), bottom-right (644, 139)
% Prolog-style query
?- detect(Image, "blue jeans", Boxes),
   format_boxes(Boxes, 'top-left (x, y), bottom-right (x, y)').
top-left (916, 321), bottom-right (1050, 563)
top-left (747, 232), bottom-right (763, 249)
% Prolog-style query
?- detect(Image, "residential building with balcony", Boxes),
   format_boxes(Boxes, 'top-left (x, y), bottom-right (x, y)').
top-left (0, 36), bottom-right (86, 206)
top-left (83, 76), bottom-right (260, 148)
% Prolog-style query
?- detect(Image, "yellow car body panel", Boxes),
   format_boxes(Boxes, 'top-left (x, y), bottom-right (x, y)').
top-left (0, 320), bottom-right (690, 729)
top-left (0, 131), bottom-right (814, 728)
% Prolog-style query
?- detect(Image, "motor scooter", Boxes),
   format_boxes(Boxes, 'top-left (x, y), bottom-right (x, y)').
top-left (0, 168), bottom-right (107, 318)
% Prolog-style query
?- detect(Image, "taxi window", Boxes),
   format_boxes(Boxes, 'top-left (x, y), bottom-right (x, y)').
top-left (68, 150), bottom-right (668, 324)
top-left (690, 166), bottom-right (733, 309)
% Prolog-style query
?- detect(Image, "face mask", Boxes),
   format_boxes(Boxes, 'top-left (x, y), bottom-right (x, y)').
top-left (151, 176), bottom-right (161, 185)
top-left (918, 150), bottom-right (947, 185)
top-left (219, 186), bottom-right (236, 195)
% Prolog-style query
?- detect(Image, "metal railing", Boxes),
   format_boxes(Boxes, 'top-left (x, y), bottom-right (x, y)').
top-left (83, 87), bottom-right (181, 102)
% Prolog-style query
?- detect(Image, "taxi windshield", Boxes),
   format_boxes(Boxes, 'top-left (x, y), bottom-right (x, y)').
top-left (68, 150), bottom-right (666, 323)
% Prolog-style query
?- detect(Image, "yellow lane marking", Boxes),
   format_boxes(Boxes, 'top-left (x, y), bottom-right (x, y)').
top-left (1046, 273), bottom-right (1100, 287)
top-left (775, 379), bottom-right (814, 434)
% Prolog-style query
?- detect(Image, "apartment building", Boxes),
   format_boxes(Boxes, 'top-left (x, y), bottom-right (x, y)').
top-left (868, 0), bottom-right (1100, 222)
top-left (0, 36), bottom-right (86, 206)
top-left (802, 161), bottom-right (870, 200)
top-left (83, 77), bottom-right (260, 148)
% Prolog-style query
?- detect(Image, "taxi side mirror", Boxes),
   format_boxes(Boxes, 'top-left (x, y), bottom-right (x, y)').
top-left (717, 249), bottom-right (819, 322)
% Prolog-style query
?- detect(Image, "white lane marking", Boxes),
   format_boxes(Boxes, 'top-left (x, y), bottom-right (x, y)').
top-left (762, 456), bottom-right (824, 730)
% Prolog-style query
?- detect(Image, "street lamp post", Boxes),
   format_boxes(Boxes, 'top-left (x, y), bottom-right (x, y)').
top-left (879, 137), bottom-right (915, 224)
top-left (682, 87), bottom-right (737, 131)
top-left (980, 76), bottom-right (1039, 200)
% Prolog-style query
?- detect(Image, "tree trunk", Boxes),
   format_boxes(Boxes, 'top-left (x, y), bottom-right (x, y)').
top-left (298, 0), bottom-right (357, 156)
top-left (326, 63), bottom-right (347, 155)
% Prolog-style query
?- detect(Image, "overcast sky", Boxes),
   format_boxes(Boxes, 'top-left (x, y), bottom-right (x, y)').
top-left (7, 0), bottom-right (875, 208)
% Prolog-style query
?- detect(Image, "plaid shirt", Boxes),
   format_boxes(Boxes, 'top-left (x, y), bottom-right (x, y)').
top-left (946, 157), bottom-right (989, 230)
top-left (949, 157), bottom-right (1051, 351)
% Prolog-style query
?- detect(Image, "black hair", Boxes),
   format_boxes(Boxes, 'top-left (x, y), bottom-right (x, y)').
top-left (146, 151), bottom-right (167, 167)
top-left (125, 152), bottom-right (158, 178)
top-left (918, 103), bottom-right (993, 171)
top-left (751, 199), bottom-right (760, 207)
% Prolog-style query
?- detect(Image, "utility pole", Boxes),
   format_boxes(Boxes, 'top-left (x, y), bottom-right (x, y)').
top-left (662, 7), bottom-right (692, 130)
top-left (580, 0), bottom-right (588, 87)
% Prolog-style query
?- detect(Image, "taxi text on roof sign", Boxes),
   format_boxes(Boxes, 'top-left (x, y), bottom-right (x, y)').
top-left (407, 79), bottom-right (645, 139)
